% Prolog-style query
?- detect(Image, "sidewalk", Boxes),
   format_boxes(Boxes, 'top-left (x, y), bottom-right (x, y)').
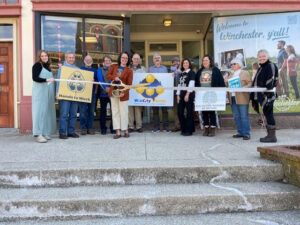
top-left (0, 128), bottom-right (299, 171)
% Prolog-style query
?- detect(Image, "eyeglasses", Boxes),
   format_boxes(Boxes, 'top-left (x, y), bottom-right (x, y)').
top-left (231, 63), bottom-right (237, 66)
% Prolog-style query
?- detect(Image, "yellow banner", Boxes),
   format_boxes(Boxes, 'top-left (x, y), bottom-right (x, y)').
top-left (57, 66), bottom-right (94, 103)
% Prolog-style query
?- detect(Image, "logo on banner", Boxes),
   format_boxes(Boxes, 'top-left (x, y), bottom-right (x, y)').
top-left (68, 71), bottom-right (86, 93)
top-left (135, 73), bottom-right (164, 100)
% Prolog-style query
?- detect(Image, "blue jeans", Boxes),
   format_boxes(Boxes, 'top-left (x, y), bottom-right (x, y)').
top-left (59, 100), bottom-right (78, 135)
top-left (231, 97), bottom-right (251, 137)
top-left (100, 97), bottom-right (113, 132)
top-left (79, 93), bottom-right (96, 130)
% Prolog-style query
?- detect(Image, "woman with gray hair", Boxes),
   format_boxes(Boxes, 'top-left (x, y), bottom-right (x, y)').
top-left (250, 49), bottom-right (278, 143)
top-left (225, 58), bottom-right (252, 140)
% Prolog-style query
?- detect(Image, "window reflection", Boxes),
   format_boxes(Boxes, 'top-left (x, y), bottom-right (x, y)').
top-left (0, 24), bottom-right (13, 39)
top-left (41, 16), bottom-right (83, 75)
top-left (84, 18), bottom-right (123, 66)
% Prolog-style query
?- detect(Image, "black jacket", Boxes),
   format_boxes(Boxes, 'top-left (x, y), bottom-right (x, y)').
top-left (251, 60), bottom-right (278, 103)
top-left (195, 67), bottom-right (225, 88)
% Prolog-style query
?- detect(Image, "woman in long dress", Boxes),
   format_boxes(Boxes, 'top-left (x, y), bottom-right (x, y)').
top-left (32, 50), bottom-right (56, 143)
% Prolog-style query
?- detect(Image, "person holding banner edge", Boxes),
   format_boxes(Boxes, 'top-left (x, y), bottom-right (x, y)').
top-left (148, 53), bottom-right (171, 133)
top-left (195, 55), bottom-right (225, 137)
top-left (32, 50), bottom-right (56, 143)
top-left (106, 52), bottom-right (133, 139)
top-left (56, 52), bottom-right (80, 139)
top-left (176, 58), bottom-right (195, 136)
top-left (225, 58), bottom-right (252, 140)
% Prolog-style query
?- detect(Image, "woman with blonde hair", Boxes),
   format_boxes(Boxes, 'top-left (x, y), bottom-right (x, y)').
top-left (32, 50), bottom-right (56, 143)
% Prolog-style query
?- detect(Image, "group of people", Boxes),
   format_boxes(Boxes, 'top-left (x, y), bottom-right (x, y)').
top-left (32, 48), bottom-right (279, 143)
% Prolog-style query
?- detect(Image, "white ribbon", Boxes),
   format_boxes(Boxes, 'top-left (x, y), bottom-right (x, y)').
top-left (54, 79), bottom-right (275, 93)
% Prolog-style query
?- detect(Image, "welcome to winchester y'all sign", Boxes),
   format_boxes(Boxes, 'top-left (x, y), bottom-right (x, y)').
top-left (214, 12), bottom-right (300, 114)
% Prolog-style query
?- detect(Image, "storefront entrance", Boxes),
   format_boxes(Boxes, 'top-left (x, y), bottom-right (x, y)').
top-left (0, 42), bottom-right (14, 127)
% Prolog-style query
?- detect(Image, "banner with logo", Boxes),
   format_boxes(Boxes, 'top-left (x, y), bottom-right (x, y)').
top-left (195, 91), bottom-right (226, 111)
top-left (214, 12), bottom-right (300, 113)
top-left (57, 66), bottom-right (94, 103)
top-left (128, 73), bottom-right (174, 106)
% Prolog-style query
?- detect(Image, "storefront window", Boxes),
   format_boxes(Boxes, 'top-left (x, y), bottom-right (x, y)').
top-left (5, 0), bottom-right (18, 3)
top-left (41, 16), bottom-right (83, 75)
top-left (84, 18), bottom-right (123, 66)
top-left (0, 24), bottom-right (13, 39)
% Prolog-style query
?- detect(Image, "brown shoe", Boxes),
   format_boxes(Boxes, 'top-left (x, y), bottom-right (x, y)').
top-left (203, 126), bottom-right (209, 136)
top-left (124, 132), bottom-right (130, 138)
top-left (68, 133), bottom-right (79, 138)
top-left (59, 134), bottom-right (68, 139)
top-left (208, 127), bottom-right (216, 137)
top-left (113, 134), bottom-right (121, 139)
top-left (81, 130), bottom-right (87, 135)
top-left (87, 129), bottom-right (95, 135)
top-left (172, 127), bottom-right (181, 132)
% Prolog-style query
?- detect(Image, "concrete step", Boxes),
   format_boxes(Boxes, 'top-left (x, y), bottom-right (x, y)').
top-left (1, 210), bottom-right (300, 225)
top-left (0, 181), bottom-right (299, 221)
top-left (0, 164), bottom-right (283, 187)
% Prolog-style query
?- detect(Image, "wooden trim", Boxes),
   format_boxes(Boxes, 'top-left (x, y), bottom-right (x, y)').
top-left (31, 0), bottom-right (300, 11)
top-left (0, 5), bottom-right (21, 16)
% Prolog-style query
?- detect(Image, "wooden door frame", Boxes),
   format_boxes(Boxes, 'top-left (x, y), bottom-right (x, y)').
top-left (0, 41), bottom-right (14, 127)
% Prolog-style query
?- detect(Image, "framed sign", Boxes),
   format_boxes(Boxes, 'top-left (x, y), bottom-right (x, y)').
top-left (195, 90), bottom-right (226, 111)
top-left (57, 66), bottom-right (94, 103)
top-left (128, 73), bottom-right (174, 107)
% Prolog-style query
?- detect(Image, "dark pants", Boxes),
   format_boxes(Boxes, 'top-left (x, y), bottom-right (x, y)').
top-left (289, 76), bottom-right (299, 99)
top-left (153, 107), bottom-right (168, 129)
top-left (79, 93), bottom-right (96, 130)
top-left (262, 101), bottom-right (275, 126)
top-left (202, 111), bottom-right (216, 127)
top-left (100, 97), bottom-right (113, 132)
top-left (177, 96), bottom-right (195, 134)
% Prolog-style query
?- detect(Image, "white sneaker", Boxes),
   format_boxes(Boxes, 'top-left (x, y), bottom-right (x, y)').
top-left (44, 135), bottom-right (51, 140)
top-left (37, 135), bottom-right (47, 143)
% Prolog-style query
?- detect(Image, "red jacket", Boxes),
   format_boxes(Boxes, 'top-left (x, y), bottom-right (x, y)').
top-left (106, 64), bottom-right (133, 101)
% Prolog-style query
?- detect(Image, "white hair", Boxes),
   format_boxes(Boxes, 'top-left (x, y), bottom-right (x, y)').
top-left (153, 53), bottom-right (161, 59)
top-left (257, 49), bottom-right (269, 58)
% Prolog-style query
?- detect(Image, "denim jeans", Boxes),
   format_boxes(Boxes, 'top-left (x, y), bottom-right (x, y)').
top-left (59, 100), bottom-right (78, 135)
top-left (79, 93), bottom-right (96, 130)
top-left (231, 97), bottom-right (251, 137)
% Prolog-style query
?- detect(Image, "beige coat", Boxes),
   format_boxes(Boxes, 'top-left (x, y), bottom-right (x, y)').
top-left (226, 70), bottom-right (252, 105)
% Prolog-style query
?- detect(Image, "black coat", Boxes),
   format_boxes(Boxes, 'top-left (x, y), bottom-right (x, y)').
top-left (195, 67), bottom-right (225, 88)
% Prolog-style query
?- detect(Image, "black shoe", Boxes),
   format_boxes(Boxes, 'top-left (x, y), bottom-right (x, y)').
top-left (67, 133), bottom-right (79, 138)
top-left (243, 136), bottom-right (250, 140)
top-left (137, 128), bottom-right (143, 133)
top-left (232, 134), bottom-right (243, 138)
top-left (128, 128), bottom-right (134, 133)
top-left (111, 130), bottom-right (116, 134)
top-left (182, 132), bottom-right (192, 136)
top-left (59, 134), bottom-right (68, 139)
top-left (101, 130), bottom-right (107, 135)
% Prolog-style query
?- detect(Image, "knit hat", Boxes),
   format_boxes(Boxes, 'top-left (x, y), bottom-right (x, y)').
top-left (230, 58), bottom-right (243, 68)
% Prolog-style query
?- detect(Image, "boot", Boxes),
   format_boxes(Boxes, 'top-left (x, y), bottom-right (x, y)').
top-left (203, 126), bottom-right (209, 136)
top-left (208, 126), bottom-right (216, 137)
top-left (260, 125), bottom-right (277, 143)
